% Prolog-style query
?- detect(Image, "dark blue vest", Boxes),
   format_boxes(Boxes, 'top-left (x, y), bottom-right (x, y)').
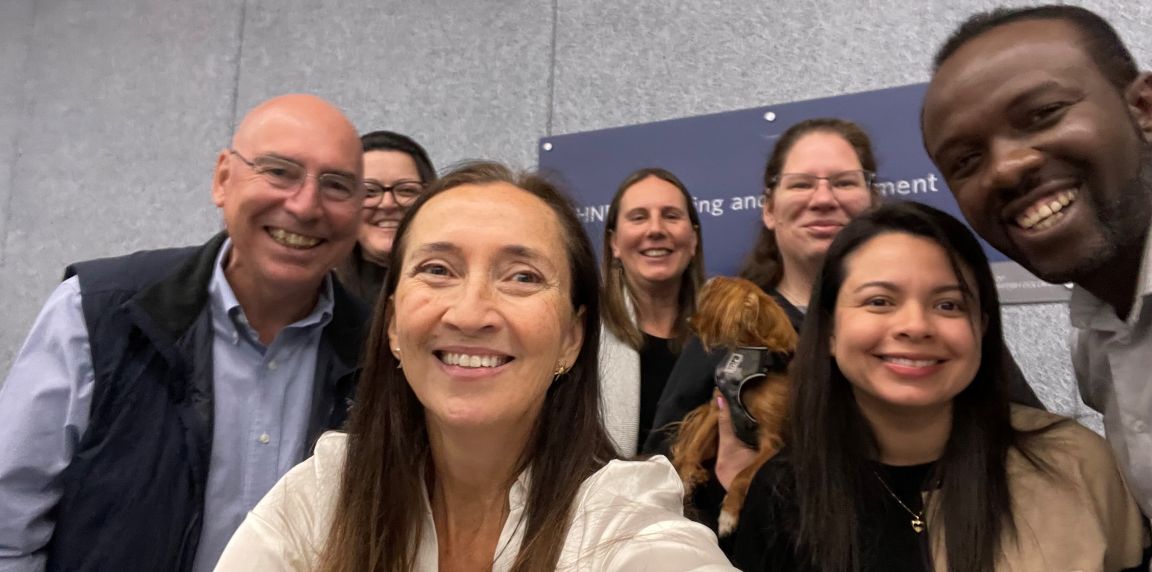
top-left (44, 233), bottom-right (366, 571)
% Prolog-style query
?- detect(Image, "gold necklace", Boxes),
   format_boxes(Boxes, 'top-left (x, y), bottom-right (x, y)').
top-left (873, 471), bottom-right (925, 534)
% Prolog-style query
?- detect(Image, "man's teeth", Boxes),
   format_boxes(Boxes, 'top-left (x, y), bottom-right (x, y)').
top-left (440, 352), bottom-right (509, 368)
top-left (883, 357), bottom-right (939, 368)
top-left (374, 221), bottom-right (399, 229)
top-left (1016, 190), bottom-right (1077, 230)
top-left (269, 228), bottom-right (321, 249)
top-left (641, 248), bottom-right (672, 257)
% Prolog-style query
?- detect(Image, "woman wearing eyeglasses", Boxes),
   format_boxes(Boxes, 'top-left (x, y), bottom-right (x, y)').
top-left (335, 130), bottom-right (436, 305)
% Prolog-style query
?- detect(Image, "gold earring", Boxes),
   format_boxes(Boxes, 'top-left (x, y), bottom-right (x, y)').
top-left (553, 362), bottom-right (567, 381)
top-left (394, 347), bottom-right (403, 369)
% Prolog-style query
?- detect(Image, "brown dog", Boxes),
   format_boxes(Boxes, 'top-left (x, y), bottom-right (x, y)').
top-left (670, 277), bottom-right (797, 536)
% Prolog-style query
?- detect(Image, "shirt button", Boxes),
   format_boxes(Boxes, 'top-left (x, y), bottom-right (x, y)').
top-left (232, 332), bottom-right (240, 345)
top-left (267, 360), bottom-right (278, 371)
top-left (258, 433), bottom-right (271, 444)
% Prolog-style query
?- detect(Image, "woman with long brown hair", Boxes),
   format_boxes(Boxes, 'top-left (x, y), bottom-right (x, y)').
top-left (600, 167), bottom-right (705, 456)
top-left (214, 162), bottom-right (735, 571)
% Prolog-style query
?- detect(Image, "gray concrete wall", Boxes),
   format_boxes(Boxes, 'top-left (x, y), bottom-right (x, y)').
top-left (3, 0), bottom-right (1150, 428)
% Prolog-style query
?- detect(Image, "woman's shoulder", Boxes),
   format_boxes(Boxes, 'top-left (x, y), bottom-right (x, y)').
top-left (1009, 405), bottom-right (1112, 464)
top-left (560, 456), bottom-right (737, 570)
top-left (214, 432), bottom-right (348, 568)
top-left (262, 431), bottom-right (348, 521)
top-left (1008, 405), bottom-right (1133, 493)
top-left (577, 455), bottom-right (685, 509)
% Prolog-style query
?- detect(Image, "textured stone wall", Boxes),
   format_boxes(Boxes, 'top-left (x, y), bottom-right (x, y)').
top-left (4, 0), bottom-right (1150, 429)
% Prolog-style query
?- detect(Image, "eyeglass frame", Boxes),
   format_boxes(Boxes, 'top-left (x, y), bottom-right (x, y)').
top-left (363, 179), bottom-right (426, 208)
top-left (227, 149), bottom-right (364, 204)
top-left (766, 169), bottom-right (877, 196)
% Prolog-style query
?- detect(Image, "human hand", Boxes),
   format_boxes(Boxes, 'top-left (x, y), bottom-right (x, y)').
top-left (713, 389), bottom-right (758, 491)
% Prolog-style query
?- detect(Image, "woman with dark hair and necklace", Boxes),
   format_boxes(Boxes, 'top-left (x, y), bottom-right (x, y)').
top-left (644, 119), bottom-right (1044, 544)
top-left (732, 201), bottom-right (1147, 571)
top-left (214, 162), bottom-right (736, 571)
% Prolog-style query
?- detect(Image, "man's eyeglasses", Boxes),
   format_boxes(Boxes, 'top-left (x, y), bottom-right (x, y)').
top-left (771, 170), bottom-right (875, 195)
top-left (229, 149), bottom-right (361, 203)
top-left (364, 180), bottom-right (425, 208)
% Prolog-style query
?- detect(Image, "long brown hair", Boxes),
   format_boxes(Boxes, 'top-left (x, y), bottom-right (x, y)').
top-left (738, 118), bottom-right (878, 291)
top-left (318, 161), bottom-right (619, 572)
top-left (601, 167), bottom-right (705, 351)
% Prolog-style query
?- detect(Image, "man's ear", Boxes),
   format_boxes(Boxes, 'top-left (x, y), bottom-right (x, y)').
top-left (211, 150), bottom-right (231, 208)
top-left (1125, 72), bottom-right (1152, 141)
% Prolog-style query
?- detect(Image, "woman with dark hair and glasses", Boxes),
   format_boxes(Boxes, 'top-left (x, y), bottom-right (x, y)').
top-left (599, 167), bottom-right (705, 456)
top-left (645, 119), bottom-right (883, 540)
top-left (732, 202), bottom-right (1147, 571)
top-left (215, 162), bottom-right (736, 571)
top-left (646, 119), bottom-right (882, 459)
top-left (334, 130), bottom-right (436, 305)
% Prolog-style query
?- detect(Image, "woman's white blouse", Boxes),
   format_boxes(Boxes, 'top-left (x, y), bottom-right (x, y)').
top-left (214, 432), bottom-right (737, 571)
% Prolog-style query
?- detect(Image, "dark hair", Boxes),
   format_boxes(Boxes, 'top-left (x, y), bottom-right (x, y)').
top-left (602, 167), bottom-right (706, 351)
top-left (934, 5), bottom-right (1139, 91)
top-left (787, 201), bottom-right (1056, 571)
top-left (738, 118), bottom-right (878, 291)
top-left (360, 130), bottom-right (437, 184)
top-left (335, 131), bottom-right (439, 305)
top-left (319, 161), bottom-right (618, 572)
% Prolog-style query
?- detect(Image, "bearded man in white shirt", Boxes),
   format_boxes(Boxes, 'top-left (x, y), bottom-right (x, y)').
top-left (922, 5), bottom-right (1152, 514)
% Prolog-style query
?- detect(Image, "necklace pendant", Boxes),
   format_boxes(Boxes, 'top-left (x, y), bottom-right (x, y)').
top-left (911, 516), bottom-right (924, 533)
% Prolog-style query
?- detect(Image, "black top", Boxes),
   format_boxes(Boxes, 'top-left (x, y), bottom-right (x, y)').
top-left (638, 333), bottom-right (677, 448)
top-left (732, 455), bottom-right (935, 572)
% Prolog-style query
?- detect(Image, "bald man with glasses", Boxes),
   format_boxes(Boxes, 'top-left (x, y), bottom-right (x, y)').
top-left (0, 94), bottom-right (371, 572)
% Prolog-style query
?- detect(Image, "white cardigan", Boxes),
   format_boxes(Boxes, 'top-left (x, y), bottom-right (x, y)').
top-left (214, 433), bottom-right (736, 571)
top-left (599, 323), bottom-right (641, 457)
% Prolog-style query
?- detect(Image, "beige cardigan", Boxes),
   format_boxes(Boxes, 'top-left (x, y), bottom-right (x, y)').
top-left (926, 406), bottom-right (1149, 571)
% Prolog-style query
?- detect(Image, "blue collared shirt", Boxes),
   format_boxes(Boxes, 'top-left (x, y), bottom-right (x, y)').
top-left (0, 239), bottom-right (334, 572)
